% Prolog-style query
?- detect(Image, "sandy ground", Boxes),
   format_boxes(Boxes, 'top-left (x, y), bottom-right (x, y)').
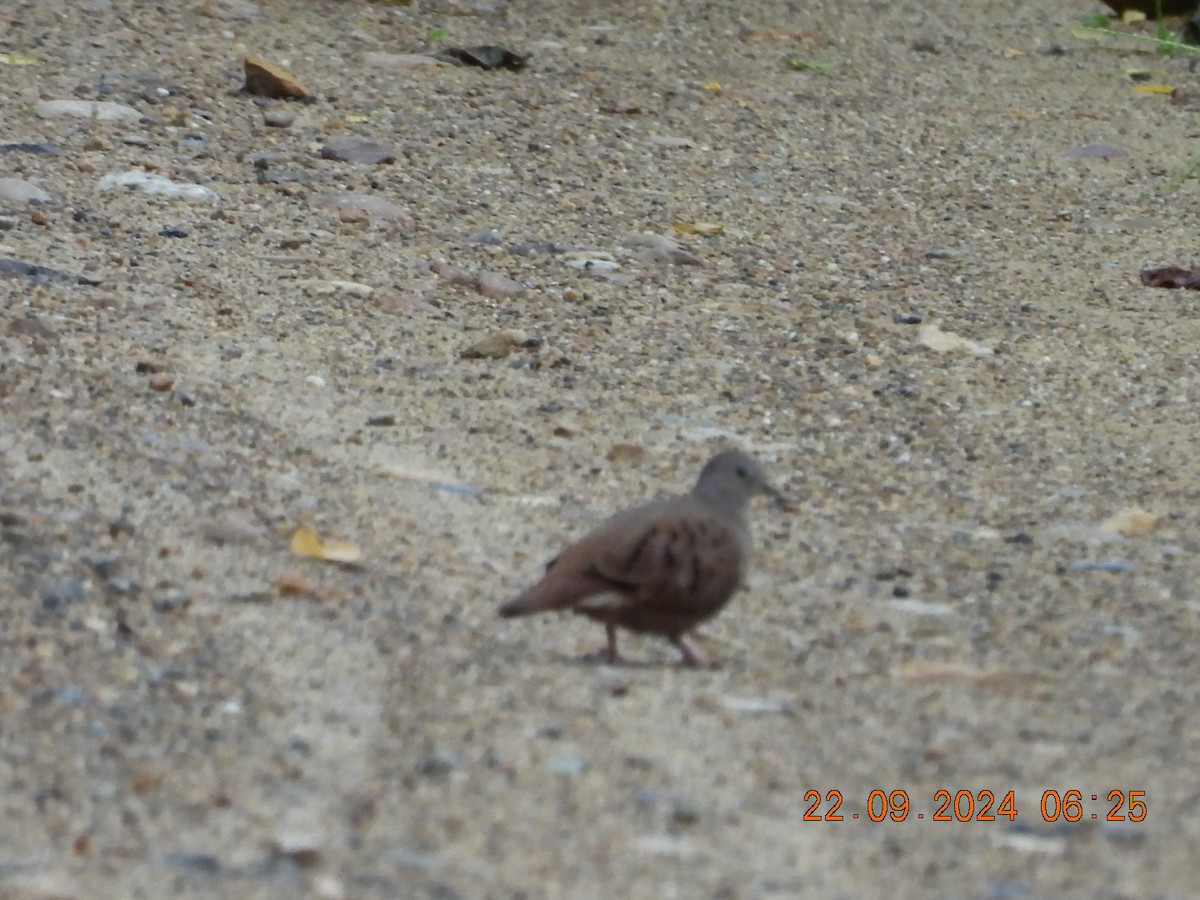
top-left (2, 0), bottom-right (1200, 896)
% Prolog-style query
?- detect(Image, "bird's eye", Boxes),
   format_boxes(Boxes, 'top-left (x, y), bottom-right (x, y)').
top-left (736, 466), bottom-right (748, 478)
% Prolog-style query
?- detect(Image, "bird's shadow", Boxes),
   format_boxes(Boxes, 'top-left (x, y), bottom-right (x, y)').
top-left (552, 650), bottom-right (723, 671)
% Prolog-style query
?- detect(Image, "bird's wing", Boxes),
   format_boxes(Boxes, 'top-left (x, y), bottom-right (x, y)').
top-left (586, 499), bottom-right (745, 618)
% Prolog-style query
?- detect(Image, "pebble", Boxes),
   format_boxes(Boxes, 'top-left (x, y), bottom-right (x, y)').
top-left (84, 553), bottom-right (121, 579)
top-left (436, 45), bottom-right (529, 71)
top-left (320, 137), bottom-right (397, 164)
top-left (460, 329), bottom-right (526, 360)
top-left (645, 135), bottom-right (694, 149)
top-left (148, 373), bottom-right (175, 392)
top-left (547, 757), bottom-right (586, 776)
top-left (628, 232), bottom-right (700, 266)
top-left (420, 747), bottom-right (459, 776)
top-left (565, 255), bottom-right (620, 273)
top-left (263, 109), bottom-right (295, 128)
top-left (40, 576), bottom-right (87, 610)
top-left (97, 171), bottom-right (221, 201)
top-left (243, 54), bottom-right (308, 99)
top-left (297, 279), bottom-right (374, 297)
top-left (0, 178), bottom-right (53, 205)
top-left (36, 99), bottom-right (144, 122)
top-left (917, 322), bottom-right (993, 356)
top-left (1067, 559), bottom-right (1133, 574)
top-left (323, 193), bottom-right (410, 223)
top-left (1065, 143), bottom-right (1127, 160)
top-left (163, 852), bottom-right (221, 872)
top-left (0, 256), bottom-right (76, 284)
top-left (270, 829), bottom-right (323, 866)
top-left (719, 695), bottom-right (794, 715)
top-left (0, 142), bottom-right (63, 155)
top-left (605, 443), bottom-right (646, 463)
top-left (477, 270), bottom-right (523, 298)
top-left (430, 260), bottom-right (479, 286)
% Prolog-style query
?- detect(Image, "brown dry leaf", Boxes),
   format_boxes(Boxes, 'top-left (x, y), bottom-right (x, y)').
top-left (290, 526), bottom-right (362, 564)
top-left (1140, 266), bottom-right (1200, 289)
top-left (276, 571), bottom-right (318, 597)
top-left (599, 102), bottom-right (644, 115)
top-left (1099, 507), bottom-right (1160, 537)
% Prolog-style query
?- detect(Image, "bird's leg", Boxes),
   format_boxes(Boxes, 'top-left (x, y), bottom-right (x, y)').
top-left (672, 635), bottom-right (716, 669)
top-left (598, 622), bottom-right (625, 665)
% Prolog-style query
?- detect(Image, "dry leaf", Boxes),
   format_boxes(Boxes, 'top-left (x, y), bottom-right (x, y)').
top-left (1131, 84), bottom-right (1175, 96)
top-left (1141, 266), bottom-right (1200, 289)
top-left (672, 221), bottom-right (725, 236)
top-left (290, 526), bottom-right (362, 564)
top-left (276, 571), bottom-right (318, 597)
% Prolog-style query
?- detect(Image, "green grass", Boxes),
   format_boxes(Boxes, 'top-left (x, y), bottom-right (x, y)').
top-left (1074, 2), bottom-right (1200, 192)
top-left (1077, 0), bottom-right (1196, 55)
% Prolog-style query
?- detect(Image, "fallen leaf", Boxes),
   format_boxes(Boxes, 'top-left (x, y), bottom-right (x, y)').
top-left (1131, 84), bottom-right (1175, 95)
top-left (1141, 265), bottom-right (1200, 288)
top-left (436, 46), bottom-right (528, 71)
top-left (277, 571), bottom-right (318, 597)
top-left (672, 221), bottom-right (725, 235)
top-left (318, 538), bottom-right (361, 564)
top-left (290, 526), bottom-right (324, 558)
top-left (289, 526), bottom-right (362, 564)
top-left (599, 102), bottom-right (643, 115)
top-left (0, 52), bottom-right (38, 65)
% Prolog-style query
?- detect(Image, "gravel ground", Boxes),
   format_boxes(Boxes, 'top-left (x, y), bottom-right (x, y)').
top-left (2, 0), bottom-right (1200, 897)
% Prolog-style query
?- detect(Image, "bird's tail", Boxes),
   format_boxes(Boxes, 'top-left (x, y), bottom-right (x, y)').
top-left (498, 573), bottom-right (605, 617)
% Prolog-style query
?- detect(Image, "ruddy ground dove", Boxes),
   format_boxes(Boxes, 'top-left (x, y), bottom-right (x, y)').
top-left (499, 449), bottom-right (780, 667)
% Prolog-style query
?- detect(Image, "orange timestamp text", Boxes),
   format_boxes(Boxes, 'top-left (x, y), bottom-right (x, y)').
top-left (803, 789), bottom-right (1148, 823)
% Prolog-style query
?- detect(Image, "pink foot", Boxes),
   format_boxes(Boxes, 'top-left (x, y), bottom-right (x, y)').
top-left (673, 637), bottom-right (717, 669)
top-left (593, 623), bottom-right (626, 665)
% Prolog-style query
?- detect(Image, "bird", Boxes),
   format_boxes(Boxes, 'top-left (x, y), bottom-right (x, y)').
top-left (498, 448), bottom-right (781, 667)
